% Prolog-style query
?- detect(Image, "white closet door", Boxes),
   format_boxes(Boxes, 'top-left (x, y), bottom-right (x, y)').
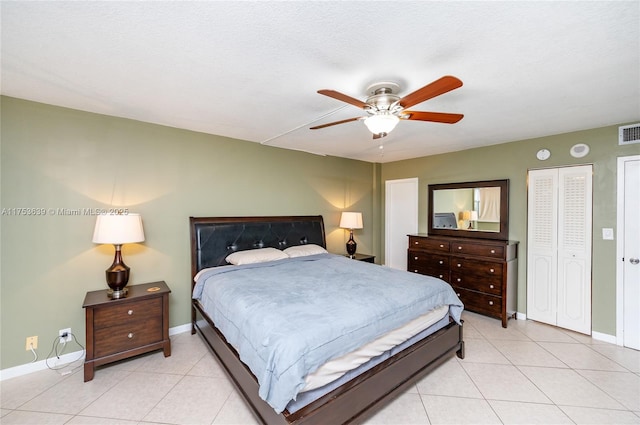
top-left (556, 165), bottom-right (592, 334)
top-left (527, 168), bottom-right (559, 325)
top-left (527, 165), bottom-right (592, 334)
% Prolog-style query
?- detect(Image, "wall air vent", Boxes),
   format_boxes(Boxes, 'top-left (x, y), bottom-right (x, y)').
top-left (619, 123), bottom-right (640, 145)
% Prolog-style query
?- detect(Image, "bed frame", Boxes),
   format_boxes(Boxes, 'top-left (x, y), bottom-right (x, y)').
top-left (190, 215), bottom-right (464, 425)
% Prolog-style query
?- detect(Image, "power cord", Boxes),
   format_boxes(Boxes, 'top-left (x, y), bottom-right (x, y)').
top-left (45, 332), bottom-right (85, 375)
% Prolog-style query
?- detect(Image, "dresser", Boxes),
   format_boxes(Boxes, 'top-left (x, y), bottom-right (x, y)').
top-left (83, 281), bottom-right (171, 381)
top-left (408, 235), bottom-right (518, 327)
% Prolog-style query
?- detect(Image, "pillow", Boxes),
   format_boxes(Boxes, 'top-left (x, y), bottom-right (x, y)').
top-left (283, 244), bottom-right (328, 258)
top-left (225, 247), bottom-right (288, 265)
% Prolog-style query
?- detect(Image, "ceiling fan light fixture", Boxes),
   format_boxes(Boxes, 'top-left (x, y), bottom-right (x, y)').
top-left (364, 113), bottom-right (399, 135)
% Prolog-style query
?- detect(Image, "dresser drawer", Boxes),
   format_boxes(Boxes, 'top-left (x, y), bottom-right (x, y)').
top-left (408, 236), bottom-right (450, 252)
top-left (450, 272), bottom-right (502, 295)
top-left (451, 242), bottom-right (505, 259)
top-left (94, 298), bottom-right (162, 330)
top-left (450, 257), bottom-right (504, 279)
top-left (453, 287), bottom-right (502, 317)
top-left (94, 318), bottom-right (163, 358)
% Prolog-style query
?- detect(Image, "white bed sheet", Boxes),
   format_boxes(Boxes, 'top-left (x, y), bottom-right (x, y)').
top-left (302, 304), bottom-right (449, 391)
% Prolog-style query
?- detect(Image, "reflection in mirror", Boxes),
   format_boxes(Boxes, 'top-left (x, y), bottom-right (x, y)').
top-left (433, 187), bottom-right (500, 232)
top-left (428, 179), bottom-right (509, 240)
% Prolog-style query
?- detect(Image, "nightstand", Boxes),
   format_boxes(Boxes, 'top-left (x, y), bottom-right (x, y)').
top-left (346, 253), bottom-right (375, 263)
top-left (82, 281), bottom-right (171, 382)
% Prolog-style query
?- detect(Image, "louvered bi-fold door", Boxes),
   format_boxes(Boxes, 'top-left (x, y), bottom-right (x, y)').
top-left (527, 165), bottom-right (592, 334)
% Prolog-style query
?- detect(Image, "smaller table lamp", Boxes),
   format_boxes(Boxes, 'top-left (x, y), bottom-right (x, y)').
top-left (92, 213), bottom-right (145, 299)
top-left (340, 212), bottom-right (363, 257)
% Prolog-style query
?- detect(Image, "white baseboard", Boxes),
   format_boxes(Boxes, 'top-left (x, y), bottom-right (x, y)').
top-left (591, 331), bottom-right (617, 344)
top-left (0, 324), bottom-right (192, 381)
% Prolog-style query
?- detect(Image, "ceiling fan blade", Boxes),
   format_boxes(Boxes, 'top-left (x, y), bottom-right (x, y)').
top-left (317, 89), bottom-right (368, 109)
top-left (402, 111), bottom-right (464, 124)
top-left (310, 117), bottom-right (363, 130)
top-left (398, 76), bottom-right (463, 109)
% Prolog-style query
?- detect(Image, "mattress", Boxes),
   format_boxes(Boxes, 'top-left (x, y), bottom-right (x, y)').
top-left (302, 304), bottom-right (449, 391)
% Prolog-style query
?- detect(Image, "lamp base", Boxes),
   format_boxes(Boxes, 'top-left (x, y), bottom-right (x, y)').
top-left (105, 244), bottom-right (130, 300)
top-left (107, 287), bottom-right (129, 299)
top-left (346, 230), bottom-right (357, 257)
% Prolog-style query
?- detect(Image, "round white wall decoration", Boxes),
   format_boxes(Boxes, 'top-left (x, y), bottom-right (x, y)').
top-left (570, 143), bottom-right (590, 158)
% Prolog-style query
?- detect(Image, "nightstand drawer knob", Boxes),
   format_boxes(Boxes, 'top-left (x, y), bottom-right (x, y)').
top-left (489, 284), bottom-right (495, 289)
top-left (128, 333), bottom-right (134, 339)
top-left (127, 310), bottom-right (133, 315)
top-left (488, 301), bottom-right (494, 306)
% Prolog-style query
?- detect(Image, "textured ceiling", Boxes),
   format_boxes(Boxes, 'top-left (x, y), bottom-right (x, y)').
top-left (2, 1), bottom-right (639, 163)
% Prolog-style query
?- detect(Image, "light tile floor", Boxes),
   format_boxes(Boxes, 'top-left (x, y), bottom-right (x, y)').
top-left (1, 312), bottom-right (639, 424)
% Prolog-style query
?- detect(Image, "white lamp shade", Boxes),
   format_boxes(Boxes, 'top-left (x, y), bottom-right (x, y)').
top-left (364, 113), bottom-right (399, 134)
top-left (340, 212), bottom-right (363, 230)
top-left (470, 211), bottom-right (479, 221)
top-left (92, 213), bottom-right (145, 244)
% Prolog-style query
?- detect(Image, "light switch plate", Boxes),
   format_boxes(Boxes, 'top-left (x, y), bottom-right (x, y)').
top-left (602, 228), bottom-right (614, 240)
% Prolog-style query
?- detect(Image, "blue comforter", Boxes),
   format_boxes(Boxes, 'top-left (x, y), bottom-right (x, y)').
top-left (193, 253), bottom-right (463, 413)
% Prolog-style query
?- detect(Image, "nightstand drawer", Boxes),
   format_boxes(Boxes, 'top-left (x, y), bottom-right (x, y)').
top-left (94, 318), bottom-right (162, 358)
top-left (94, 298), bottom-right (162, 329)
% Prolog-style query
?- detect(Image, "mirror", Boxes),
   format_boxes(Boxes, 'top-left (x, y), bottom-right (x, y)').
top-left (428, 179), bottom-right (509, 240)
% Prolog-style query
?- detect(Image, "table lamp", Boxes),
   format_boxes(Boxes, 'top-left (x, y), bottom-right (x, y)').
top-left (339, 212), bottom-right (363, 257)
top-left (92, 213), bottom-right (145, 299)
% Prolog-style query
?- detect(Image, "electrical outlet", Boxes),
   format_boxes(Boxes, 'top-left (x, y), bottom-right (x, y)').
top-left (59, 328), bottom-right (72, 343)
top-left (26, 336), bottom-right (38, 351)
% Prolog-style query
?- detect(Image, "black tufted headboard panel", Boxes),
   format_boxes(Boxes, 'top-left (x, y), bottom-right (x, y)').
top-left (189, 216), bottom-right (326, 281)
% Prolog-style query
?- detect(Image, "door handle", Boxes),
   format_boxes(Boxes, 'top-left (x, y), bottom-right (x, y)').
top-left (630, 258), bottom-right (640, 265)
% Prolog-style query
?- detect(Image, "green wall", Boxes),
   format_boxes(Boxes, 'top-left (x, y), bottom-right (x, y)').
top-left (381, 125), bottom-right (640, 336)
top-left (0, 97), bottom-right (377, 370)
top-left (2, 95), bottom-right (638, 372)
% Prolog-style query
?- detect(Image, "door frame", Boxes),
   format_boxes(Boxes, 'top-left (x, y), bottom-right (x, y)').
top-left (384, 178), bottom-right (418, 269)
top-left (616, 155), bottom-right (640, 346)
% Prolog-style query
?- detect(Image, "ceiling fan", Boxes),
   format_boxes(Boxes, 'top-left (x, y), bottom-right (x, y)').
top-left (310, 76), bottom-right (464, 139)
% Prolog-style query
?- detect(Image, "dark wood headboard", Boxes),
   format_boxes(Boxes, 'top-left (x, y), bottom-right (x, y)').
top-left (189, 215), bottom-right (326, 284)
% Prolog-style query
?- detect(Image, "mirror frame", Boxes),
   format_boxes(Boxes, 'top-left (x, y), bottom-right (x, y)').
top-left (428, 179), bottom-right (509, 241)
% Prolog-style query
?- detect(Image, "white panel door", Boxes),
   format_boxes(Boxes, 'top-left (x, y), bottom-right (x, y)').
top-left (556, 165), bottom-right (592, 334)
top-left (385, 178), bottom-right (418, 269)
top-left (527, 165), bottom-right (592, 334)
top-left (619, 156), bottom-right (640, 349)
top-left (527, 169), bottom-right (559, 325)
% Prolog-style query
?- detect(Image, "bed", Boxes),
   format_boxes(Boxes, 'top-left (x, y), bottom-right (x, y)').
top-left (190, 215), bottom-right (464, 425)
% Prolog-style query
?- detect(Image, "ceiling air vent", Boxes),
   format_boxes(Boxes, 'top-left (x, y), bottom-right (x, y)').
top-left (619, 123), bottom-right (640, 145)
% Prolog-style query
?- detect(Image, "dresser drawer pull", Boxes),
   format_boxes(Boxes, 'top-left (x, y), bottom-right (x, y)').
top-left (457, 246), bottom-right (462, 250)
top-left (439, 244), bottom-right (445, 248)
top-left (457, 263), bottom-right (461, 267)
top-left (456, 278), bottom-right (461, 282)
top-left (127, 310), bottom-right (133, 315)
top-left (488, 301), bottom-right (494, 306)
top-left (489, 268), bottom-right (495, 273)
top-left (456, 293), bottom-right (461, 297)
top-left (127, 333), bottom-right (134, 339)
top-left (439, 260), bottom-right (444, 264)
top-left (414, 256), bottom-right (418, 260)
top-left (414, 241), bottom-right (419, 245)
top-left (491, 249), bottom-right (496, 254)
top-left (413, 269), bottom-right (418, 273)
top-left (489, 284), bottom-right (495, 289)
top-left (439, 274), bottom-right (444, 278)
